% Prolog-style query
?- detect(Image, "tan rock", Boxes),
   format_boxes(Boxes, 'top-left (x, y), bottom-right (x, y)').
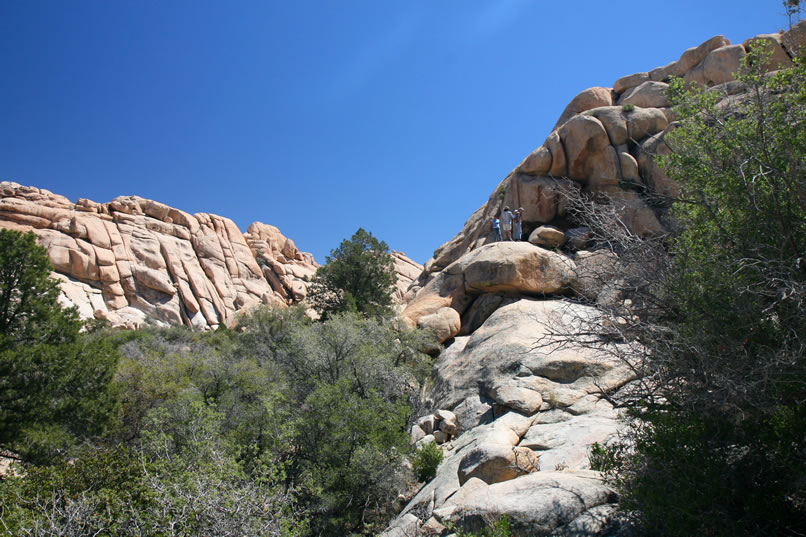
top-left (133, 266), bottom-right (176, 295)
top-left (457, 443), bottom-right (539, 485)
top-left (516, 145), bottom-right (552, 176)
top-left (559, 115), bottom-right (620, 188)
top-left (446, 242), bottom-right (576, 296)
top-left (587, 106), bottom-right (628, 145)
top-left (545, 130), bottom-right (568, 177)
top-left (619, 81), bottom-right (670, 109)
top-left (637, 130), bottom-right (679, 201)
top-left (613, 72), bottom-right (649, 95)
top-left (625, 107), bottom-right (668, 143)
top-left (684, 61), bottom-right (709, 86)
top-left (649, 60), bottom-right (677, 82)
top-left (401, 271), bottom-right (469, 329)
top-left (435, 471), bottom-right (616, 535)
top-left (459, 294), bottom-right (517, 336)
top-left (573, 250), bottom-right (620, 301)
top-left (490, 382), bottom-right (544, 415)
top-left (553, 87), bottom-right (614, 130)
top-left (782, 19), bottom-right (806, 57)
top-left (675, 35), bottom-right (731, 76)
top-left (744, 33), bottom-right (793, 73)
top-left (511, 175), bottom-right (567, 224)
top-left (609, 190), bottom-right (666, 237)
top-left (417, 307), bottom-right (461, 344)
top-left (703, 44), bottom-right (747, 85)
top-left (619, 151), bottom-right (641, 184)
top-left (528, 225), bottom-right (566, 249)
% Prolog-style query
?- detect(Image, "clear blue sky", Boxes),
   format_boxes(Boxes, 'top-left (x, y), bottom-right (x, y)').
top-left (0, 1), bottom-right (790, 264)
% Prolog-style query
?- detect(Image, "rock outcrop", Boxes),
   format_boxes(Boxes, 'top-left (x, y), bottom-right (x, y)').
top-left (384, 299), bottom-right (635, 536)
top-left (403, 22), bottom-right (805, 336)
top-left (385, 22), bottom-right (806, 536)
top-left (0, 182), bottom-right (421, 329)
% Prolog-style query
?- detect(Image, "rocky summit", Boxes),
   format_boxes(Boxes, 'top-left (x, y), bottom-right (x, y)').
top-left (381, 21), bottom-right (806, 537)
top-left (0, 181), bottom-right (421, 329)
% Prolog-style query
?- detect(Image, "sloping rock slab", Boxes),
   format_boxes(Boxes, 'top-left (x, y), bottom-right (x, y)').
top-left (433, 470), bottom-right (616, 536)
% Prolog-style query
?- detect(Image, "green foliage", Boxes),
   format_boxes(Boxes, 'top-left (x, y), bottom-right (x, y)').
top-left (621, 103), bottom-right (635, 113)
top-left (0, 230), bottom-right (119, 463)
top-left (307, 228), bottom-right (397, 319)
top-left (448, 514), bottom-right (512, 537)
top-left (11, 305), bottom-right (433, 536)
top-left (412, 440), bottom-right (443, 482)
top-left (0, 406), bottom-right (305, 537)
top-left (602, 46), bottom-right (806, 536)
top-left (587, 441), bottom-right (619, 474)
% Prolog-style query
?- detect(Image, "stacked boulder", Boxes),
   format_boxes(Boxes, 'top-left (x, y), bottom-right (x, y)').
top-left (403, 22), bottom-right (806, 346)
top-left (411, 409), bottom-right (458, 447)
top-left (0, 182), bottom-right (421, 329)
top-left (385, 22), bottom-right (806, 536)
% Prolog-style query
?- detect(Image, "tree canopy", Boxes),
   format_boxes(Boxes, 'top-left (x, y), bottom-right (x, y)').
top-left (0, 229), bottom-right (119, 464)
top-left (306, 228), bottom-right (397, 319)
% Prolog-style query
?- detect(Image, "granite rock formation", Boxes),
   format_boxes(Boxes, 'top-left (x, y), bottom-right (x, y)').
top-left (0, 182), bottom-right (421, 329)
top-left (385, 22), bottom-right (806, 536)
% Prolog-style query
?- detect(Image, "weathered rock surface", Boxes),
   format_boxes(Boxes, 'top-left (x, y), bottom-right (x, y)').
top-left (385, 24), bottom-right (801, 537)
top-left (385, 298), bottom-right (635, 536)
top-left (413, 26), bottom-right (801, 330)
top-left (0, 182), bottom-right (421, 329)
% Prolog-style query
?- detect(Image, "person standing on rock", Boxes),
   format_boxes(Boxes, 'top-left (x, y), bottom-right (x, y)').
top-left (490, 213), bottom-right (501, 242)
top-left (513, 208), bottom-right (524, 241)
top-left (501, 206), bottom-right (514, 241)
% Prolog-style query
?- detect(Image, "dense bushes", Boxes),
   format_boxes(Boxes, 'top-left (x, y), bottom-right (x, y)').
top-left (590, 49), bottom-right (806, 535)
top-left (0, 305), bottom-right (432, 536)
top-left (0, 230), bottom-right (120, 465)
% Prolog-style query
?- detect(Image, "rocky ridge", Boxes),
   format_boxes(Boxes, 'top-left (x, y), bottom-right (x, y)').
top-left (0, 182), bottom-right (421, 329)
top-left (384, 22), bottom-right (806, 536)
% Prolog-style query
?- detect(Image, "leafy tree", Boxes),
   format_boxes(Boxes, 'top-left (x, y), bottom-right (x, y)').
top-left (0, 230), bottom-right (119, 463)
top-left (587, 48), bottom-right (806, 536)
top-left (307, 228), bottom-right (397, 319)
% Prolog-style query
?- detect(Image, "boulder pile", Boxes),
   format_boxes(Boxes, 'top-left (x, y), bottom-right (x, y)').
top-left (385, 22), bottom-right (806, 536)
top-left (0, 182), bottom-right (420, 329)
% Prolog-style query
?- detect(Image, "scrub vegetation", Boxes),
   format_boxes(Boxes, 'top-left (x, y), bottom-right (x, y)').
top-left (0, 228), bottom-right (434, 537)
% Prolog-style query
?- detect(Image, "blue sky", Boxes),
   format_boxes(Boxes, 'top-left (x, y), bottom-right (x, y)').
top-left (0, 1), bottom-right (790, 264)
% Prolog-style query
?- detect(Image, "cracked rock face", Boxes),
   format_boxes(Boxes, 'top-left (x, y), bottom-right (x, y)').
top-left (410, 24), bottom-right (803, 292)
top-left (384, 23), bottom-right (806, 536)
top-left (384, 299), bottom-right (636, 536)
top-left (0, 182), bottom-right (421, 329)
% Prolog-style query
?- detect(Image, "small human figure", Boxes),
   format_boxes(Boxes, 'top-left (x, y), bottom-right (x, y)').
top-left (491, 214), bottom-right (501, 241)
top-left (501, 206), bottom-right (514, 241)
top-left (513, 207), bottom-right (524, 241)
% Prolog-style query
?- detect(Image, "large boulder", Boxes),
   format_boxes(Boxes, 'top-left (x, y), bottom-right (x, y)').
top-left (702, 44), bottom-right (747, 86)
top-left (417, 306), bottom-right (462, 344)
top-left (783, 19), bottom-right (806, 57)
top-left (553, 87), bottom-right (614, 130)
top-left (457, 443), bottom-right (539, 485)
top-left (433, 471), bottom-right (617, 536)
top-left (619, 81), bottom-right (670, 109)
top-left (559, 115), bottom-right (620, 188)
top-left (444, 242), bottom-right (577, 295)
top-left (743, 33), bottom-right (793, 73)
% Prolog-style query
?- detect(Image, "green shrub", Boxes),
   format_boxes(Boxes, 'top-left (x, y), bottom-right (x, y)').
top-left (449, 514), bottom-right (512, 537)
top-left (412, 441), bottom-right (443, 482)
